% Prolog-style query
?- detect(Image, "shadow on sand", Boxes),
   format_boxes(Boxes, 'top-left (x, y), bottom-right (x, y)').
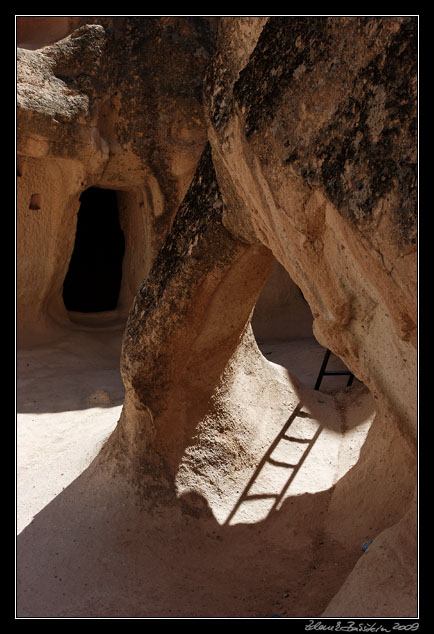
top-left (17, 393), bottom-right (377, 619)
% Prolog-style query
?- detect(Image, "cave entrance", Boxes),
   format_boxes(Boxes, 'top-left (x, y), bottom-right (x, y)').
top-left (63, 187), bottom-right (125, 313)
top-left (251, 259), bottom-right (355, 391)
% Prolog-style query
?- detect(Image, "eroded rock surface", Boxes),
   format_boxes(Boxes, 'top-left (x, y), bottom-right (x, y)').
top-left (17, 16), bottom-right (417, 618)
top-left (206, 17), bottom-right (417, 434)
top-left (104, 144), bottom-right (274, 476)
top-left (203, 16), bottom-right (417, 617)
top-left (108, 16), bottom-right (417, 616)
top-left (17, 17), bottom-right (218, 343)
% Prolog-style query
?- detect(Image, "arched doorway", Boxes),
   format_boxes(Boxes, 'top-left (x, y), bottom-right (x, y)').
top-left (62, 187), bottom-right (125, 313)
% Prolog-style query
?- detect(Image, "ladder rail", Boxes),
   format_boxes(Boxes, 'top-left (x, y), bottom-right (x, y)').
top-left (314, 348), bottom-right (354, 390)
top-left (224, 403), bottom-right (321, 525)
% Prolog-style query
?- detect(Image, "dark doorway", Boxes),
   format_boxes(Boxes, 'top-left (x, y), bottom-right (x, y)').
top-left (63, 187), bottom-right (125, 312)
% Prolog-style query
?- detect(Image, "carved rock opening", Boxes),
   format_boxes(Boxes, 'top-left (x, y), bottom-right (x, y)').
top-left (251, 255), bottom-right (357, 393)
top-left (252, 258), bottom-right (314, 342)
top-left (29, 193), bottom-right (41, 211)
top-left (16, 15), bottom-right (417, 620)
top-left (62, 187), bottom-right (125, 313)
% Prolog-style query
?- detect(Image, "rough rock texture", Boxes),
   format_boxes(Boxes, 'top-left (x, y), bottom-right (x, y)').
top-left (203, 16), bottom-right (417, 616)
top-left (17, 17), bottom-right (218, 344)
top-left (103, 144), bottom-right (275, 476)
top-left (17, 16), bottom-right (417, 619)
top-left (206, 17), bottom-right (417, 434)
top-left (103, 15), bottom-right (417, 616)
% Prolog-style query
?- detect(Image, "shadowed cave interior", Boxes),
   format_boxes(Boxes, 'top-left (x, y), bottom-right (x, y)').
top-left (62, 187), bottom-right (125, 313)
top-left (251, 260), bottom-right (356, 392)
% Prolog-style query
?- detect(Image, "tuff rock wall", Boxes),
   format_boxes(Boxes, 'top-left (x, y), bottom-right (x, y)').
top-left (204, 16), bottom-right (418, 616)
top-left (107, 17), bottom-right (417, 616)
top-left (17, 16), bottom-right (418, 617)
top-left (17, 17), bottom-right (218, 343)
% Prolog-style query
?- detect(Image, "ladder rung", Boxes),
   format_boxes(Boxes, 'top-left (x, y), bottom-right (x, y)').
top-left (314, 348), bottom-right (354, 390)
top-left (267, 457), bottom-right (297, 468)
top-left (244, 493), bottom-right (278, 501)
top-left (282, 435), bottom-right (312, 444)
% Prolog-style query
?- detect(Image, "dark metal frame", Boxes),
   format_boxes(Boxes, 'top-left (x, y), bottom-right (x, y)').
top-left (314, 349), bottom-right (354, 391)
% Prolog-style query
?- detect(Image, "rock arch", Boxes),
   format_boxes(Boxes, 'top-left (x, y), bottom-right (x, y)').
top-left (103, 17), bottom-right (417, 616)
top-left (17, 15), bottom-right (417, 618)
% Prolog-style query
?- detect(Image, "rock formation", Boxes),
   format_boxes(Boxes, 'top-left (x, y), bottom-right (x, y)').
top-left (211, 17), bottom-right (418, 616)
top-left (17, 17), bottom-right (217, 343)
top-left (17, 16), bottom-right (417, 618)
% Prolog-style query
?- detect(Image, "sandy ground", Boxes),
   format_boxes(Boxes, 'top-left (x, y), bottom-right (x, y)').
top-left (17, 311), bottom-right (126, 534)
top-left (17, 312), bottom-right (376, 618)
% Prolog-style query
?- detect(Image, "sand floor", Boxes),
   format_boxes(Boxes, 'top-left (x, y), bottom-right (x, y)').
top-left (17, 311), bottom-right (375, 618)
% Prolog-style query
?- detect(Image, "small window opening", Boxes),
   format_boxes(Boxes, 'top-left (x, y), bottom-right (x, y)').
top-left (29, 193), bottom-right (41, 210)
top-left (62, 187), bottom-right (125, 313)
